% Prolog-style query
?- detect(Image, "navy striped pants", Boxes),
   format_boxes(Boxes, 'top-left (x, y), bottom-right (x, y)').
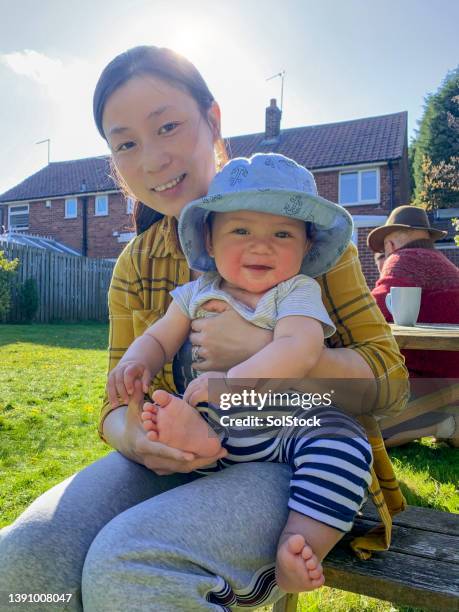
top-left (199, 406), bottom-right (373, 533)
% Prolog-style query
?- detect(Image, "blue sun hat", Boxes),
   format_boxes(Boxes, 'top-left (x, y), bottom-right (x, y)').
top-left (178, 153), bottom-right (353, 278)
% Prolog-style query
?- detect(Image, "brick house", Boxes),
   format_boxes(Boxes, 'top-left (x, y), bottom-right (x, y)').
top-left (0, 157), bottom-right (133, 260)
top-left (1, 101), bottom-right (456, 284)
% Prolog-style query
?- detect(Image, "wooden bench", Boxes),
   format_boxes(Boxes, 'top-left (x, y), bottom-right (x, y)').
top-left (273, 503), bottom-right (459, 612)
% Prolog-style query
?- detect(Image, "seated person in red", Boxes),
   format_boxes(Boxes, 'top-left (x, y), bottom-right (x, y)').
top-left (367, 205), bottom-right (459, 446)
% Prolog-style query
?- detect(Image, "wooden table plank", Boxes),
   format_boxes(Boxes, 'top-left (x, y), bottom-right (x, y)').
top-left (361, 503), bottom-right (459, 536)
top-left (272, 594), bottom-right (298, 612)
top-left (351, 518), bottom-right (459, 563)
top-left (324, 505), bottom-right (459, 609)
top-left (324, 547), bottom-right (459, 611)
top-left (391, 323), bottom-right (459, 351)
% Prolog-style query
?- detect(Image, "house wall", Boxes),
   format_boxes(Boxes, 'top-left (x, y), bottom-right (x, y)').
top-left (31, 198), bottom-right (83, 253)
top-left (357, 227), bottom-right (381, 289)
top-left (0, 204), bottom-right (7, 230)
top-left (85, 193), bottom-right (134, 258)
top-left (437, 246), bottom-right (459, 268)
top-left (1, 194), bottom-right (134, 259)
top-left (397, 142), bottom-right (412, 205)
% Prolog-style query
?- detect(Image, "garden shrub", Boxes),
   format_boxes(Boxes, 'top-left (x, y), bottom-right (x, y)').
top-left (17, 278), bottom-right (39, 322)
top-left (0, 250), bottom-right (19, 319)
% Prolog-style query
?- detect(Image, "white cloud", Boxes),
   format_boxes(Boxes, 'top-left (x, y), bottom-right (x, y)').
top-left (0, 49), bottom-right (106, 169)
top-left (1, 49), bottom-right (63, 86)
top-left (0, 49), bottom-right (97, 105)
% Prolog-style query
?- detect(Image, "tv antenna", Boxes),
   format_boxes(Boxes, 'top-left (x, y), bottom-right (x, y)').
top-left (36, 138), bottom-right (51, 164)
top-left (266, 70), bottom-right (286, 111)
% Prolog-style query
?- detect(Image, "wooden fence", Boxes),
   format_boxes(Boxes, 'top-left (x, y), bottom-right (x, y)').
top-left (1, 243), bottom-right (115, 322)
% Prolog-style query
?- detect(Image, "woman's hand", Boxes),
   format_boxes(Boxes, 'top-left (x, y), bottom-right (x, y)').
top-left (189, 300), bottom-right (272, 372)
top-left (103, 380), bottom-right (227, 475)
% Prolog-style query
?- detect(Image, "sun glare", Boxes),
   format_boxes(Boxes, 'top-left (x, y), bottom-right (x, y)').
top-left (167, 26), bottom-right (208, 61)
top-left (118, 8), bottom-right (214, 68)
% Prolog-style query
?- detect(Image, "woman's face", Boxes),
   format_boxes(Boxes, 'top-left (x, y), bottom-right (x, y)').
top-left (102, 75), bottom-right (220, 218)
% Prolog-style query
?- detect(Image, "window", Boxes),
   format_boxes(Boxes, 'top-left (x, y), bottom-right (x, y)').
top-left (65, 198), bottom-right (77, 218)
top-left (126, 197), bottom-right (135, 214)
top-left (436, 208), bottom-right (459, 219)
top-left (9, 204), bottom-right (29, 230)
top-left (339, 168), bottom-right (379, 205)
top-left (117, 231), bottom-right (136, 243)
top-left (95, 194), bottom-right (109, 216)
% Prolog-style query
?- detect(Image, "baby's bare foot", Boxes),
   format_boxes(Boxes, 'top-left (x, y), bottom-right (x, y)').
top-left (141, 390), bottom-right (221, 458)
top-left (275, 533), bottom-right (325, 593)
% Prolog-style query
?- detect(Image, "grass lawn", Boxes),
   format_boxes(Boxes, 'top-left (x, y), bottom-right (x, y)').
top-left (0, 323), bottom-right (110, 524)
top-left (1, 323), bottom-right (457, 612)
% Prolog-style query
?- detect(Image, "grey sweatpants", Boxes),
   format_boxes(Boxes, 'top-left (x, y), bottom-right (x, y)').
top-left (0, 452), bottom-right (291, 611)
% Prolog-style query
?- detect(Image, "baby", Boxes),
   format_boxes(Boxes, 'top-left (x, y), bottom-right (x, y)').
top-left (107, 154), bottom-right (372, 593)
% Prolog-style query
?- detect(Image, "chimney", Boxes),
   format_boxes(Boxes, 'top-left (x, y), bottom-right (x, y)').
top-left (265, 98), bottom-right (282, 140)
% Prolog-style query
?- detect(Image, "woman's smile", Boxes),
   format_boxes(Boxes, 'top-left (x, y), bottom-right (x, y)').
top-left (151, 173), bottom-right (186, 193)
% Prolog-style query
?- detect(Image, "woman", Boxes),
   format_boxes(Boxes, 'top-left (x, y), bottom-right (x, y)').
top-left (0, 46), bottom-right (407, 611)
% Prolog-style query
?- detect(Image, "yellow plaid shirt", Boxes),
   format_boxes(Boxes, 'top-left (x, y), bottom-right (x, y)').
top-left (100, 215), bottom-right (408, 557)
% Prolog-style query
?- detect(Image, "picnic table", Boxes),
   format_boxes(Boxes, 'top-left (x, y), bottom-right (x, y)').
top-left (390, 323), bottom-right (459, 351)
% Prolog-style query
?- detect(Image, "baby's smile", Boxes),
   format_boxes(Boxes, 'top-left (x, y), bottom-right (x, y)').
top-left (243, 264), bottom-right (273, 270)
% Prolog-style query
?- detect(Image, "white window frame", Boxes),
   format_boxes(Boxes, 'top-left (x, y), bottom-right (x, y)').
top-left (338, 167), bottom-right (380, 206)
top-left (8, 203), bottom-right (29, 230)
top-left (126, 197), bottom-right (135, 214)
top-left (65, 198), bottom-right (78, 219)
top-left (117, 231), bottom-right (136, 243)
top-left (351, 215), bottom-right (388, 245)
top-left (436, 207), bottom-right (459, 219)
top-left (95, 194), bottom-right (109, 216)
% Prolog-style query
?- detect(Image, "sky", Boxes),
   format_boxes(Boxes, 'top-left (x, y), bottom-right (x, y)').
top-left (0, 0), bottom-right (458, 195)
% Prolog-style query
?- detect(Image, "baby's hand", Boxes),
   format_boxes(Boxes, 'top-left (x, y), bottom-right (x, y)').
top-left (107, 360), bottom-right (152, 408)
top-left (183, 371), bottom-right (226, 407)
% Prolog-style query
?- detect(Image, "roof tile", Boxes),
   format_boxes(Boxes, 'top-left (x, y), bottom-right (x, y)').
top-left (227, 112), bottom-right (407, 169)
top-left (0, 156), bottom-right (115, 202)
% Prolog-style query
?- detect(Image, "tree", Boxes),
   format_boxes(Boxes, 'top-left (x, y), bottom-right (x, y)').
top-left (407, 138), bottom-right (417, 195)
top-left (412, 66), bottom-right (459, 200)
top-left (452, 217), bottom-right (459, 246)
top-left (416, 155), bottom-right (459, 210)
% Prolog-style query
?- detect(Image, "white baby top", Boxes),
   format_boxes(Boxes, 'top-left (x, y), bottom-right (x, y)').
top-left (170, 272), bottom-right (335, 338)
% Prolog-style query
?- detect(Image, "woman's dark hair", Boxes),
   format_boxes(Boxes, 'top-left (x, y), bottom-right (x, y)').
top-left (93, 45), bottom-right (227, 234)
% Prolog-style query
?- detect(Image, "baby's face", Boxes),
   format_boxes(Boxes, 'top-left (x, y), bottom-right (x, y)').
top-left (206, 210), bottom-right (309, 294)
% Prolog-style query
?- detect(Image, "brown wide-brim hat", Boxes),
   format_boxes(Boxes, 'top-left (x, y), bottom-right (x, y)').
top-left (367, 205), bottom-right (447, 253)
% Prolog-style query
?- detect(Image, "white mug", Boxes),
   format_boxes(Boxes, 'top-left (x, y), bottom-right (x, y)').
top-left (385, 287), bottom-right (422, 326)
